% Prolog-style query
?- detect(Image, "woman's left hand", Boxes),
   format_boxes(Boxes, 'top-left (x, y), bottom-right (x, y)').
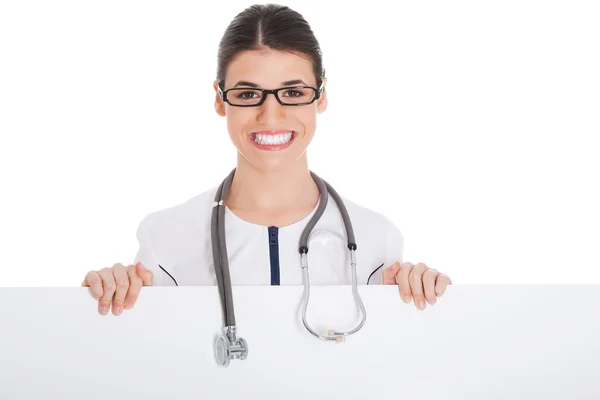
top-left (382, 262), bottom-right (452, 310)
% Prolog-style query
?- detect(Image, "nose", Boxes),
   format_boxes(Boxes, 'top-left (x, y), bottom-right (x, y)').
top-left (257, 91), bottom-right (286, 123)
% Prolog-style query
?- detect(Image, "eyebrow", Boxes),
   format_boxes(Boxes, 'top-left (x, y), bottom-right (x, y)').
top-left (233, 79), bottom-right (308, 88)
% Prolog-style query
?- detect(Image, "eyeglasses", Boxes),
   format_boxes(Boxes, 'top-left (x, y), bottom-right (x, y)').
top-left (218, 83), bottom-right (323, 107)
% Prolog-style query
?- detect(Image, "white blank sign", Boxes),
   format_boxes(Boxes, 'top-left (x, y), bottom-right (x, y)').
top-left (1, 285), bottom-right (599, 399)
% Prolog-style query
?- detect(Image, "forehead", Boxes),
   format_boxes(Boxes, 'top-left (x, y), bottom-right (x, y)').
top-left (225, 49), bottom-right (315, 88)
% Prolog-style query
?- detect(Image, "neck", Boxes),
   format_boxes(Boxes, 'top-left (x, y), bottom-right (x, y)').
top-left (226, 153), bottom-right (320, 213)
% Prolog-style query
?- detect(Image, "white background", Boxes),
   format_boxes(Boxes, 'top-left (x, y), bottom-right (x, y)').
top-left (0, 0), bottom-right (598, 287)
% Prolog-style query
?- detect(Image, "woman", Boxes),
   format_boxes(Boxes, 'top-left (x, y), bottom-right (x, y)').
top-left (82, 3), bottom-right (452, 317)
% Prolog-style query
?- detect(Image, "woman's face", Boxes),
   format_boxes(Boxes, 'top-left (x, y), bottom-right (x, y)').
top-left (213, 49), bottom-right (327, 172)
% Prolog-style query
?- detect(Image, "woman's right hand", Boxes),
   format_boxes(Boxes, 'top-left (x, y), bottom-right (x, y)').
top-left (81, 262), bottom-right (153, 316)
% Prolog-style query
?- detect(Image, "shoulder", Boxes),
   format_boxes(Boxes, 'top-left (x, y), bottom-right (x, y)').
top-left (337, 194), bottom-right (405, 263)
top-left (133, 187), bottom-right (218, 285)
top-left (136, 186), bottom-right (217, 245)
top-left (336, 194), bottom-right (404, 240)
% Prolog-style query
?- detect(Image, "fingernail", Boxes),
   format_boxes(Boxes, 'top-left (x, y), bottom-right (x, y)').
top-left (99, 304), bottom-right (109, 315)
top-left (402, 294), bottom-right (411, 303)
top-left (418, 299), bottom-right (426, 310)
top-left (124, 301), bottom-right (132, 310)
top-left (113, 304), bottom-right (122, 315)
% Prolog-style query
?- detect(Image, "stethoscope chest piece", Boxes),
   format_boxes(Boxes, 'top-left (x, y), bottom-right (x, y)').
top-left (215, 325), bottom-right (248, 367)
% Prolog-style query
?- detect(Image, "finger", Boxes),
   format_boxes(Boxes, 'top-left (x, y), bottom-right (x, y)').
top-left (136, 262), bottom-right (153, 286)
top-left (423, 269), bottom-right (440, 305)
top-left (111, 264), bottom-right (130, 316)
top-left (435, 273), bottom-right (453, 297)
top-left (83, 271), bottom-right (103, 300)
top-left (409, 263), bottom-right (428, 310)
top-left (382, 261), bottom-right (402, 285)
top-left (124, 266), bottom-right (143, 310)
top-left (395, 262), bottom-right (414, 303)
top-left (97, 268), bottom-right (116, 315)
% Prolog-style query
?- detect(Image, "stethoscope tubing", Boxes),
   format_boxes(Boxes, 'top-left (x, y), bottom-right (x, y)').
top-left (212, 167), bottom-right (367, 341)
top-left (211, 167), bottom-right (237, 327)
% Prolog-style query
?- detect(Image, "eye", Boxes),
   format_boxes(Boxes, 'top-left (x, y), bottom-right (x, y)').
top-left (236, 90), bottom-right (260, 100)
top-left (282, 88), bottom-right (306, 98)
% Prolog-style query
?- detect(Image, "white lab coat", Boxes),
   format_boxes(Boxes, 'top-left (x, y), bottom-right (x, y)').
top-left (134, 185), bottom-right (404, 286)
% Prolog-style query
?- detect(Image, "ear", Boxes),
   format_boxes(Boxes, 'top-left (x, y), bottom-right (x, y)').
top-left (214, 80), bottom-right (226, 117)
top-left (316, 76), bottom-right (328, 114)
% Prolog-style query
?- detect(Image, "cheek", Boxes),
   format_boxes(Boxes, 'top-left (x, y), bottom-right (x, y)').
top-left (224, 107), bottom-right (318, 140)
top-left (296, 108), bottom-right (317, 136)
top-left (225, 109), bottom-right (250, 138)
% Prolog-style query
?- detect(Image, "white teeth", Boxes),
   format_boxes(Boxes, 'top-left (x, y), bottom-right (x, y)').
top-left (252, 132), bottom-right (293, 145)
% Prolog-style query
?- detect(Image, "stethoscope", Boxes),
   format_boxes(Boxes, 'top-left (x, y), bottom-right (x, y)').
top-left (211, 167), bottom-right (367, 367)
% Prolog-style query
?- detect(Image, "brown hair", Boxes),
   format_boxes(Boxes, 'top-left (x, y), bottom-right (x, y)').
top-left (216, 4), bottom-right (325, 89)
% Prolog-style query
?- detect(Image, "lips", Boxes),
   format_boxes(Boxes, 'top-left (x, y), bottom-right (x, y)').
top-left (248, 130), bottom-right (297, 151)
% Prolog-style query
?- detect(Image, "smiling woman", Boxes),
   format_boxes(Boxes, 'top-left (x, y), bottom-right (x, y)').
top-left (82, 4), bottom-right (451, 328)
top-left (215, 49), bottom-right (326, 180)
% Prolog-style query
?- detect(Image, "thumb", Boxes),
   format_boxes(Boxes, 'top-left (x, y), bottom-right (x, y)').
top-left (382, 261), bottom-right (402, 285)
top-left (135, 262), bottom-right (153, 286)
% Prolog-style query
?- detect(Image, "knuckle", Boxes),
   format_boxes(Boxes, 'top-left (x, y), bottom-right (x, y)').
top-left (103, 282), bottom-right (116, 292)
top-left (116, 280), bottom-right (129, 290)
top-left (83, 275), bottom-right (94, 286)
top-left (412, 266), bottom-right (426, 277)
top-left (112, 265), bottom-right (125, 274)
top-left (116, 275), bottom-right (129, 285)
top-left (424, 268), bottom-right (438, 277)
top-left (128, 283), bottom-right (142, 295)
top-left (128, 286), bottom-right (140, 297)
top-left (126, 294), bottom-right (139, 305)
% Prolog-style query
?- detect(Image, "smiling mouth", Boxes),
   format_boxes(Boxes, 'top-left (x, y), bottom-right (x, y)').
top-left (251, 131), bottom-right (296, 145)
top-left (249, 130), bottom-right (298, 150)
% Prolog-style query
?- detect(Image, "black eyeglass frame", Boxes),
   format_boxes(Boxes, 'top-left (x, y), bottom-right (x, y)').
top-left (217, 82), bottom-right (324, 107)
